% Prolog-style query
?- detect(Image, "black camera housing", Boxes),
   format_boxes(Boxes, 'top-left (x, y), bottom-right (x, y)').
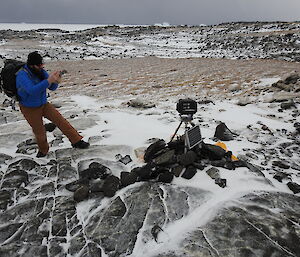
top-left (176, 98), bottom-right (197, 115)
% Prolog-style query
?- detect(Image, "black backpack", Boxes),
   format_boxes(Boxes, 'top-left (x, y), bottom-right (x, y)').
top-left (0, 59), bottom-right (25, 99)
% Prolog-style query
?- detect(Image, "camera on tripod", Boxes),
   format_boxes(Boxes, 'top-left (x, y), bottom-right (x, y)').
top-left (171, 98), bottom-right (202, 151)
top-left (176, 98), bottom-right (197, 116)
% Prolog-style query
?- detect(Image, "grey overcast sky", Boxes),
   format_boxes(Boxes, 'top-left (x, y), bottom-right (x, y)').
top-left (1, 0), bottom-right (300, 25)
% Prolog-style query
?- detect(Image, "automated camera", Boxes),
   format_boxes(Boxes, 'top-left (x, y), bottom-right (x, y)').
top-left (170, 98), bottom-right (202, 150)
top-left (176, 98), bottom-right (197, 116)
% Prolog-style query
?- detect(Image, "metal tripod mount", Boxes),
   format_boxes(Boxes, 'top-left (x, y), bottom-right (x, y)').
top-left (169, 114), bottom-right (195, 153)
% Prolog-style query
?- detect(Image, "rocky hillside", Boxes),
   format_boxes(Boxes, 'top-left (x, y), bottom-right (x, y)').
top-left (0, 21), bottom-right (300, 62)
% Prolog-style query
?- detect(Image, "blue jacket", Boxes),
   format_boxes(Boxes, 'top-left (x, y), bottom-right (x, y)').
top-left (16, 65), bottom-right (58, 107)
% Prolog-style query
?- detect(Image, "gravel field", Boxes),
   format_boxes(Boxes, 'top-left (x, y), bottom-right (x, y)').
top-left (44, 57), bottom-right (300, 101)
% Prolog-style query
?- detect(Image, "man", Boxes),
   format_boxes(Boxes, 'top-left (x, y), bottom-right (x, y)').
top-left (16, 51), bottom-right (89, 157)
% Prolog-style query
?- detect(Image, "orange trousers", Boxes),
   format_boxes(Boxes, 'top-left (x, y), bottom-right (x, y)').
top-left (20, 102), bottom-right (82, 154)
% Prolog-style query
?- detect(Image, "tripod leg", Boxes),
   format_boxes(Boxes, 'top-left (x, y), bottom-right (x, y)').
top-left (169, 121), bottom-right (183, 143)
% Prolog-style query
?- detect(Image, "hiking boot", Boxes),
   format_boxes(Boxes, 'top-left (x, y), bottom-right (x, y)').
top-left (72, 140), bottom-right (90, 149)
top-left (36, 151), bottom-right (47, 158)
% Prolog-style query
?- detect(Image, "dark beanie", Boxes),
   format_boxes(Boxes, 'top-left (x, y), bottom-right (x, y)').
top-left (27, 51), bottom-right (43, 65)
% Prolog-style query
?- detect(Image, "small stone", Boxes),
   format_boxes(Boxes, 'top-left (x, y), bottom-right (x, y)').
top-left (206, 167), bottom-right (220, 180)
top-left (280, 100), bottom-right (296, 110)
top-left (273, 171), bottom-right (291, 183)
top-left (127, 98), bottom-right (155, 109)
top-left (272, 160), bottom-right (290, 169)
top-left (118, 155), bottom-right (132, 165)
top-left (44, 123), bottom-right (57, 132)
top-left (215, 178), bottom-right (227, 188)
top-left (245, 152), bottom-right (259, 160)
top-left (287, 182), bottom-right (300, 194)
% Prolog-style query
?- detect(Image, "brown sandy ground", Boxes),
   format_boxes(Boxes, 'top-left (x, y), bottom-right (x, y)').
top-left (44, 57), bottom-right (300, 101)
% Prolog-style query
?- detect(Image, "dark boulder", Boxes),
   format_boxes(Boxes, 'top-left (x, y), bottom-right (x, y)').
top-left (144, 139), bottom-right (166, 162)
top-left (79, 165), bottom-right (110, 180)
top-left (157, 172), bottom-right (174, 183)
top-left (102, 175), bottom-right (120, 197)
top-left (120, 172), bottom-right (138, 187)
top-left (132, 163), bottom-right (154, 181)
top-left (181, 166), bottom-right (197, 179)
top-left (177, 150), bottom-right (197, 166)
top-left (74, 185), bottom-right (90, 202)
top-left (153, 150), bottom-right (176, 166)
top-left (214, 122), bottom-right (235, 141)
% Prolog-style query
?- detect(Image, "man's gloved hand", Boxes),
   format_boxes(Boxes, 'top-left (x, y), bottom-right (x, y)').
top-left (48, 71), bottom-right (61, 84)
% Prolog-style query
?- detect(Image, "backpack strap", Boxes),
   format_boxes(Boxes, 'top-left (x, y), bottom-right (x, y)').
top-left (16, 66), bottom-right (31, 77)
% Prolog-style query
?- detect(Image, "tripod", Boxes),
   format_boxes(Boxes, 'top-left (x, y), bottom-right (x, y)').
top-left (169, 114), bottom-right (195, 153)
